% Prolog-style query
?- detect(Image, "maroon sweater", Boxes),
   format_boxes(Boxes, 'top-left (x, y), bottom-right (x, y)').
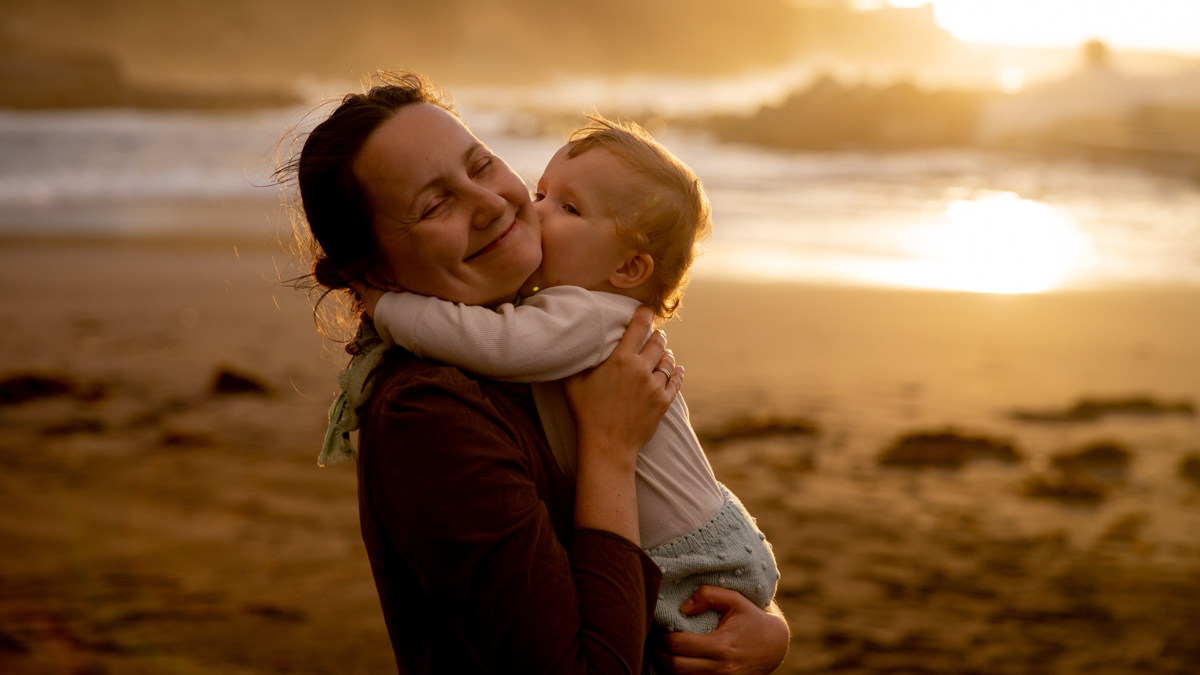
top-left (357, 349), bottom-right (663, 674)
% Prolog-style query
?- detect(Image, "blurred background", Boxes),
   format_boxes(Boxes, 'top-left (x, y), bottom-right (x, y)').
top-left (2, 1), bottom-right (1199, 673)
top-left (3, 0), bottom-right (1200, 290)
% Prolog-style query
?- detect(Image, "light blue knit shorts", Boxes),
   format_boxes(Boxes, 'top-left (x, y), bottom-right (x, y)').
top-left (645, 485), bottom-right (779, 634)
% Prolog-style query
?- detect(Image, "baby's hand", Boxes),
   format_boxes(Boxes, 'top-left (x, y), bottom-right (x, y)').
top-left (347, 280), bottom-right (386, 319)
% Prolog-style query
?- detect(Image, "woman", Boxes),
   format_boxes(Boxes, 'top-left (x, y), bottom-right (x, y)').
top-left (285, 70), bottom-right (789, 673)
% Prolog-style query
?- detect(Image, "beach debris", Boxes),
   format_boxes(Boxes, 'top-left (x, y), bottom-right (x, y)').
top-left (160, 428), bottom-right (217, 448)
top-left (1050, 440), bottom-right (1132, 484)
top-left (878, 429), bottom-right (1020, 469)
top-left (42, 417), bottom-right (107, 436)
top-left (1011, 395), bottom-right (1194, 423)
top-left (1022, 440), bottom-right (1132, 504)
top-left (210, 367), bottom-right (271, 396)
top-left (1098, 512), bottom-right (1149, 546)
top-left (242, 603), bottom-right (308, 623)
top-left (697, 415), bottom-right (818, 447)
top-left (0, 373), bottom-right (75, 405)
top-left (1022, 472), bottom-right (1108, 504)
top-left (1178, 453), bottom-right (1200, 488)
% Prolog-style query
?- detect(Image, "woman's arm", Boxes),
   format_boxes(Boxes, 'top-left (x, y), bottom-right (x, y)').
top-left (564, 306), bottom-right (682, 545)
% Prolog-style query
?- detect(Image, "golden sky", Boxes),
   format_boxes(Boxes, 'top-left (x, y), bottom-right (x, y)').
top-left (887, 0), bottom-right (1200, 54)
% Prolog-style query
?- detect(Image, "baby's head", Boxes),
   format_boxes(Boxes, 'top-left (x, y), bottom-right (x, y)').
top-left (522, 115), bottom-right (712, 320)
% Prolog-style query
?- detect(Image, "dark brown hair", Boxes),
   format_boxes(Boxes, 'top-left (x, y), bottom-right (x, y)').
top-left (275, 70), bottom-right (459, 298)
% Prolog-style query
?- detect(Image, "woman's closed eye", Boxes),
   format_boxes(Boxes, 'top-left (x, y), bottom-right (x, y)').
top-left (421, 196), bottom-right (449, 219)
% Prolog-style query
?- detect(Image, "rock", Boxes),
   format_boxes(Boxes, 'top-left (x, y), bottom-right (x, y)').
top-left (1012, 395), bottom-right (1194, 423)
top-left (697, 415), bottom-right (818, 446)
top-left (1178, 454), bottom-right (1200, 488)
top-left (1051, 441), bottom-right (1133, 484)
top-left (696, 76), bottom-right (989, 151)
top-left (210, 368), bottom-right (271, 396)
top-left (1023, 472), bottom-right (1108, 504)
top-left (879, 429), bottom-right (1020, 469)
top-left (0, 373), bottom-right (75, 405)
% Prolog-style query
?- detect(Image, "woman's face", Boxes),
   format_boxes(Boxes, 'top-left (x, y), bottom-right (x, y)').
top-left (355, 103), bottom-right (541, 306)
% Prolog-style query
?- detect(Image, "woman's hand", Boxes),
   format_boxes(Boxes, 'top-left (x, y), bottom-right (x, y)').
top-left (564, 306), bottom-right (683, 544)
top-left (656, 586), bottom-right (790, 675)
top-left (564, 306), bottom-right (683, 464)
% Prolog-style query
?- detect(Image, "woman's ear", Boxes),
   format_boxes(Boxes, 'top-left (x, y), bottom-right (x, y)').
top-left (608, 252), bottom-right (655, 290)
top-left (362, 268), bottom-right (405, 293)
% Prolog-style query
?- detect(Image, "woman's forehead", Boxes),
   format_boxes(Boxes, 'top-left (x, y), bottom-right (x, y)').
top-left (355, 104), bottom-right (479, 203)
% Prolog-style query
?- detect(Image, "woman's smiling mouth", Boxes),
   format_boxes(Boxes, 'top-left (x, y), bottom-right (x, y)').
top-left (464, 220), bottom-right (516, 261)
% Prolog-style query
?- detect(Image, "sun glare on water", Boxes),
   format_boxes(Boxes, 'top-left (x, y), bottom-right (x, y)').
top-left (899, 193), bottom-right (1091, 294)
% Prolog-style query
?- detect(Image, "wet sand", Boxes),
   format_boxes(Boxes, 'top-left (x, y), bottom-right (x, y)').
top-left (1, 239), bottom-right (1198, 674)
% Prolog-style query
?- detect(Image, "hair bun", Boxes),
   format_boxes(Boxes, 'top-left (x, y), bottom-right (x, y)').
top-left (313, 255), bottom-right (350, 290)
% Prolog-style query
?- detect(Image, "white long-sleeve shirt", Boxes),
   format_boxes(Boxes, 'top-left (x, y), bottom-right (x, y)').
top-left (374, 285), bottom-right (726, 549)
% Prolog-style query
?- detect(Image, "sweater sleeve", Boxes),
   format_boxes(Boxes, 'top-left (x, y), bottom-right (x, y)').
top-left (372, 286), bottom-right (630, 382)
top-left (363, 371), bottom-right (660, 673)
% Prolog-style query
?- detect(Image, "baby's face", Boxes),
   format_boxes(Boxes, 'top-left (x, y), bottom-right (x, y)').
top-left (520, 144), bottom-right (638, 295)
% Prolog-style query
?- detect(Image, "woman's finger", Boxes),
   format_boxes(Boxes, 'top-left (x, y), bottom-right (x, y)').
top-left (680, 585), bottom-right (741, 616)
top-left (654, 350), bottom-right (676, 384)
top-left (663, 365), bottom-right (684, 398)
top-left (616, 306), bottom-right (656, 357)
top-left (662, 627), bottom-right (729, 662)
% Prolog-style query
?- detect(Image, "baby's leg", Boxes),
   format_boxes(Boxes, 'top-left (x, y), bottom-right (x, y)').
top-left (645, 486), bottom-right (779, 634)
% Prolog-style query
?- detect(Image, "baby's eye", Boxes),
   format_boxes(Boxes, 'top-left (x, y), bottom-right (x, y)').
top-left (533, 191), bottom-right (546, 202)
top-left (563, 203), bottom-right (580, 216)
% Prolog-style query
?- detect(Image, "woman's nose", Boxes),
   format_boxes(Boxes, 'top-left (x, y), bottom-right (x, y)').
top-left (469, 183), bottom-right (508, 230)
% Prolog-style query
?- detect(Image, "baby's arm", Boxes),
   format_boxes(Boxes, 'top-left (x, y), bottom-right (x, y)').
top-left (373, 286), bottom-right (632, 382)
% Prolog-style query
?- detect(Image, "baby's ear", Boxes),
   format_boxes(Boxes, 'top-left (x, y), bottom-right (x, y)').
top-left (609, 252), bottom-right (654, 289)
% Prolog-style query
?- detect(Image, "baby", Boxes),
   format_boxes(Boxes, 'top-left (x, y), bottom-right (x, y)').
top-left (360, 116), bottom-right (777, 634)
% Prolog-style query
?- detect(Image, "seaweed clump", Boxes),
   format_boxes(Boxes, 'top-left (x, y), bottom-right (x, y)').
top-left (1179, 454), bottom-right (1200, 489)
top-left (878, 429), bottom-right (1020, 469)
top-left (0, 373), bottom-right (75, 405)
top-left (1051, 441), bottom-right (1133, 484)
top-left (210, 367), bottom-right (272, 396)
top-left (1012, 396), bottom-right (1194, 423)
top-left (1022, 440), bottom-right (1135, 504)
top-left (697, 416), bottom-right (818, 447)
top-left (1023, 473), bottom-right (1109, 504)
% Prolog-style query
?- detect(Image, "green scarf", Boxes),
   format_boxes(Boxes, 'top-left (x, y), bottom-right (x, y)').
top-left (318, 321), bottom-right (388, 467)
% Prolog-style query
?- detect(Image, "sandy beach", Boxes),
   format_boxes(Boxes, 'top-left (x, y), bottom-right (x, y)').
top-left (1, 238), bottom-right (1198, 674)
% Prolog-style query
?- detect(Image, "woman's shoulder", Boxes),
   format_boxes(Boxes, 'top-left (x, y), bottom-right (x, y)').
top-left (359, 348), bottom-right (554, 500)
top-left (373, 346), bottom-right (482, 398)
top-left (368, 347), bottom-right (538, 433)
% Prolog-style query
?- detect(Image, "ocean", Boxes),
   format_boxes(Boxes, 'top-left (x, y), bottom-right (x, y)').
top-left (2, 100), bottom-right (1198, 294)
